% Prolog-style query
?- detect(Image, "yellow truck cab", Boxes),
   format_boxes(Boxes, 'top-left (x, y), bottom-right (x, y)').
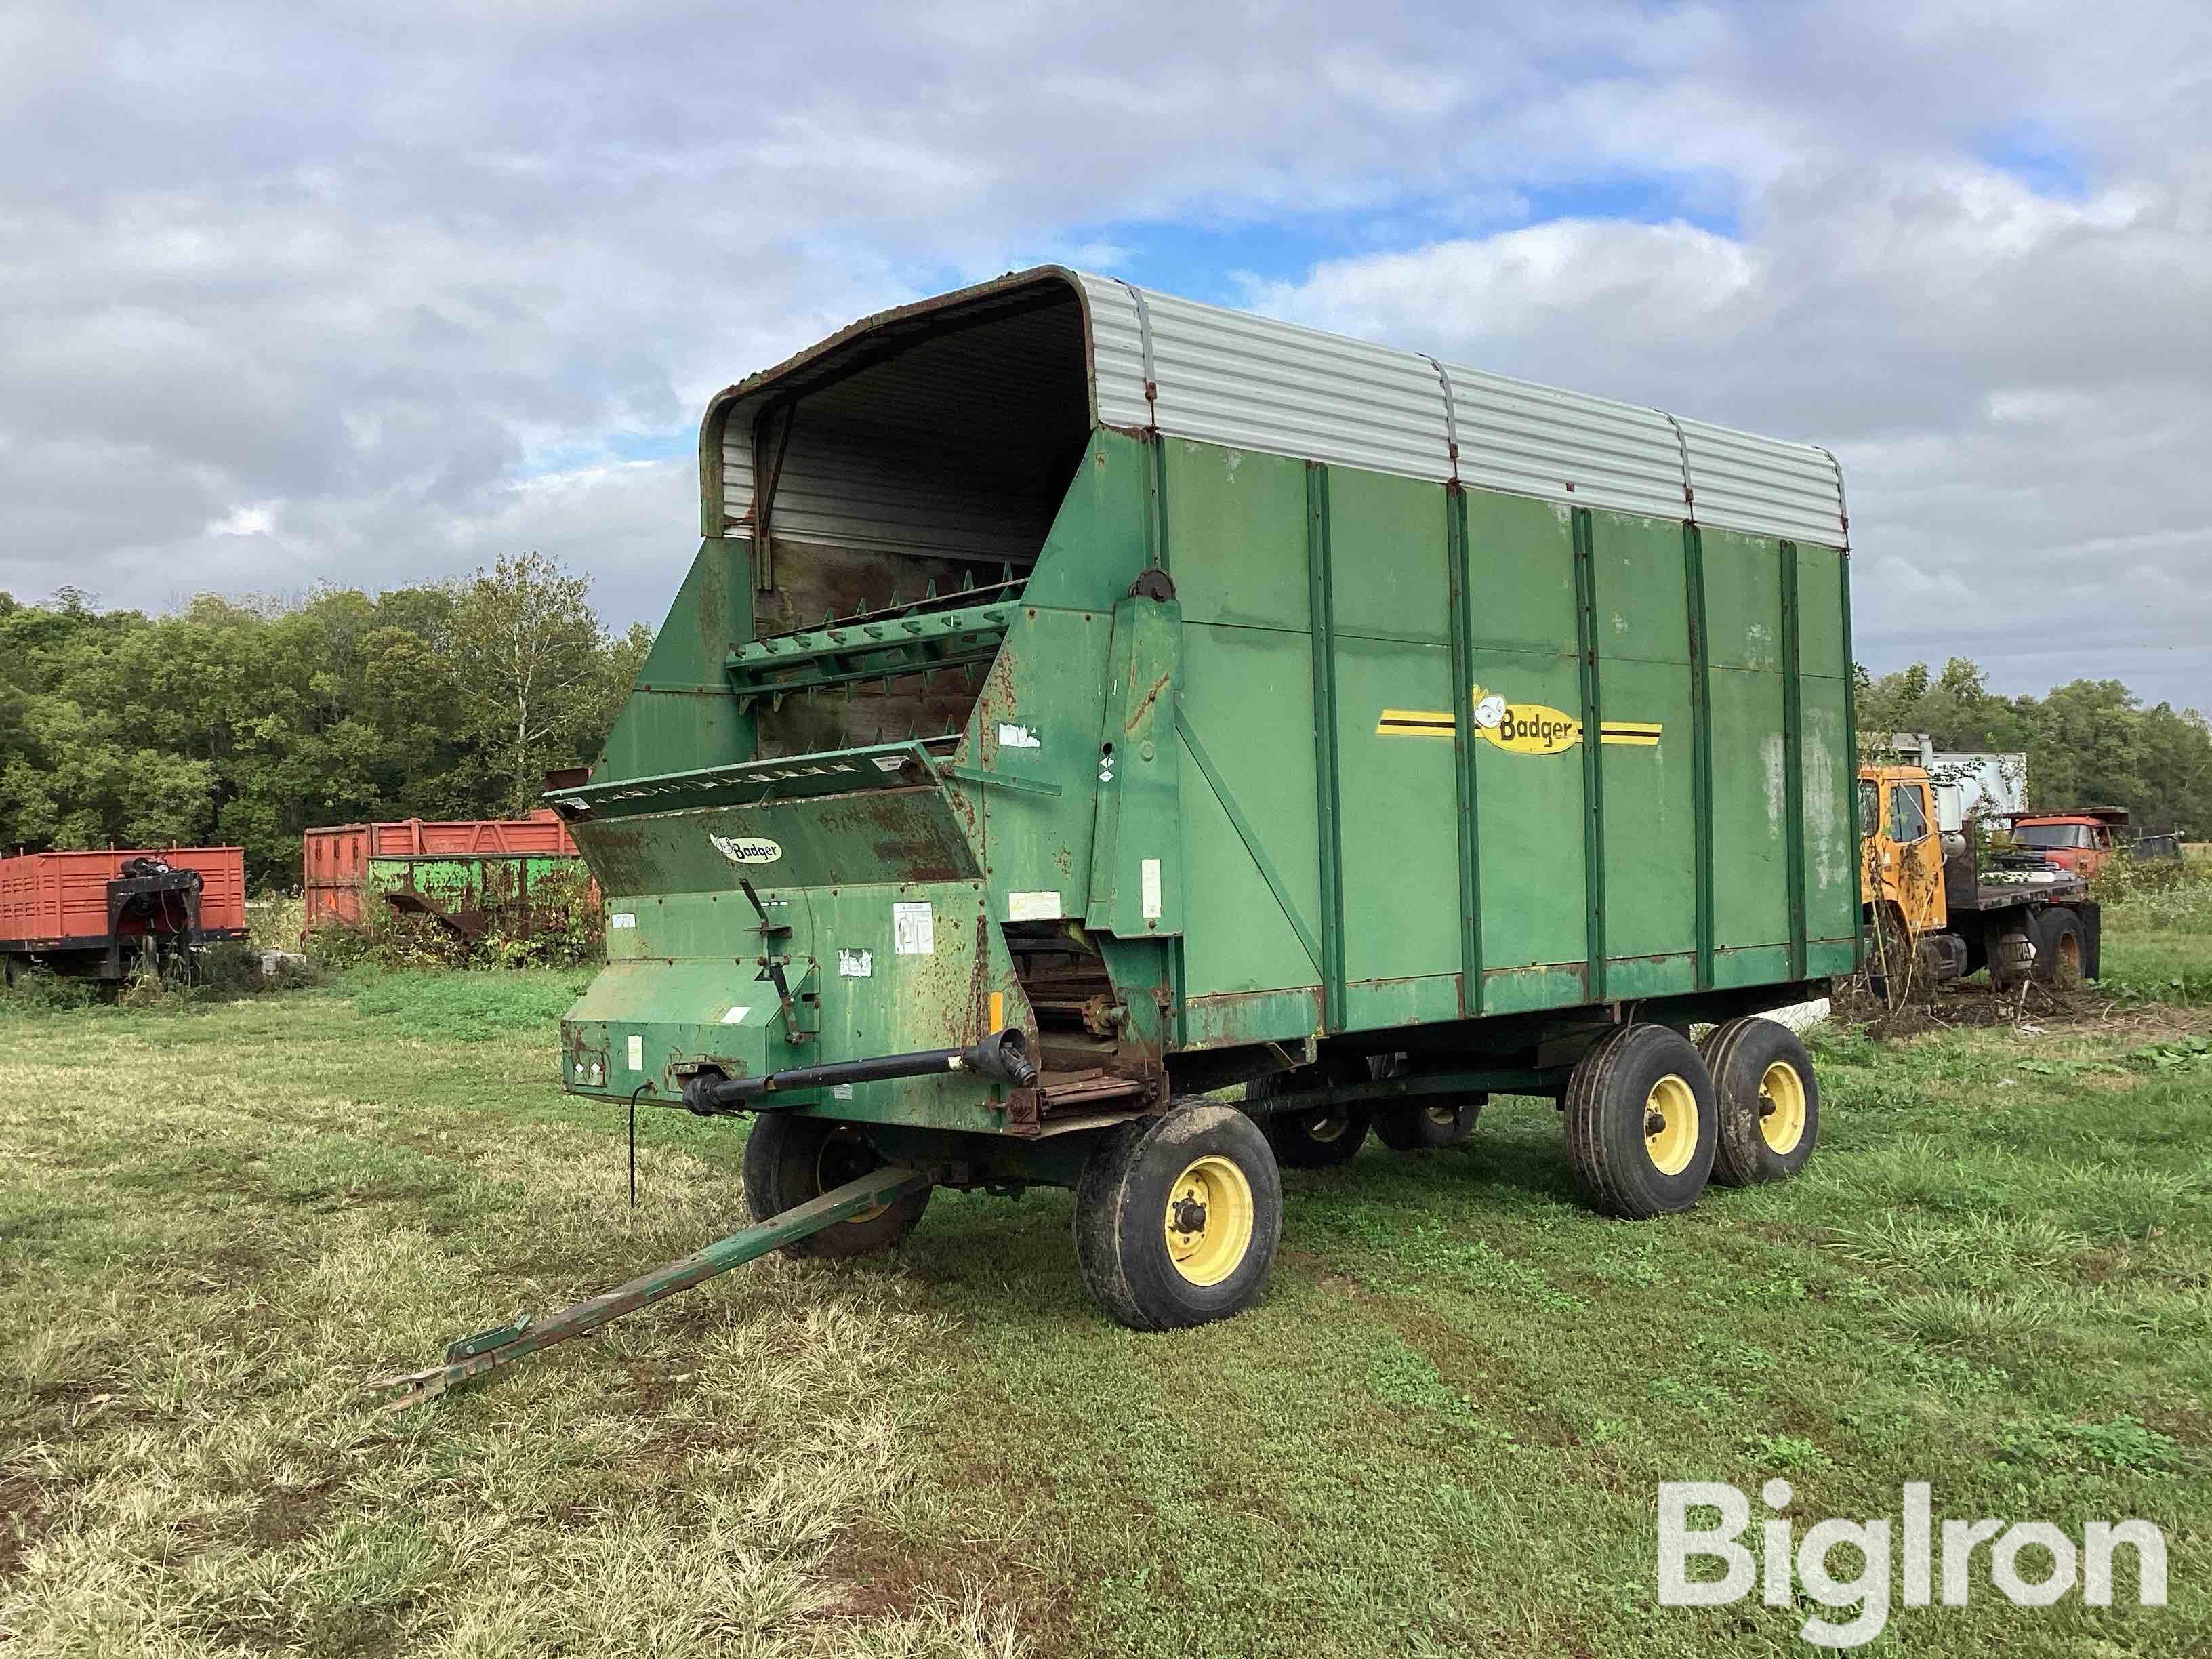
top-left (1858, 764), bottom-right (2099, 989)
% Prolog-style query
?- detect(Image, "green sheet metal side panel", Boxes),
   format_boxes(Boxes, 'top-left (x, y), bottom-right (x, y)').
top-left (1794, 544), bottom-right (1858, 950)
top-left (1017, 431), bottom-right (1156, 612)
top-left (592, 537), bottom-right (756, 785)
top-left (1166, 438), bottom-right (1327, 1004)
top-left (1164, 441), bottom-right (1310, 630)
top-left (1334, 636), bottom-right (1460, 987)
top-left (574, 786), bottom-right (979, 895)
top-left (1588, 510), bottom-right (1698, 968)
top-left (1463, 490), bottom-right (1589, 985)
top-left (1702, 529), bottom-right (1793, 952)
top-left (1327, 468), bottom-right (1459, 998)
top-left (1177, 621), bottom-right (1323, 997)
top-left (564, 881), bottom-right (1015, 1132)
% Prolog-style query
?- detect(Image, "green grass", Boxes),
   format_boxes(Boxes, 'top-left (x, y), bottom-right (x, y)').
top-left (2099, 870), bottom-right (2212, 1004)
top-left (5, 964), bottom-right (2211, 1656)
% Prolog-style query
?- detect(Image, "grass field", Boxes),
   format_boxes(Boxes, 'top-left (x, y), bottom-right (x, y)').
top-left (5, 941), bottom-right (2209, 1654)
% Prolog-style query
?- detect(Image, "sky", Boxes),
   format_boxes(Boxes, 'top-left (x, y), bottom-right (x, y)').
top-left (3, 1), bottom-right (2208, 708)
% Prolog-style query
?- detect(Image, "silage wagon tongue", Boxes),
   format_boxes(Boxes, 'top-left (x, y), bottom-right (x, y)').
top-left (365, 1166), bottom-right (933, 1411)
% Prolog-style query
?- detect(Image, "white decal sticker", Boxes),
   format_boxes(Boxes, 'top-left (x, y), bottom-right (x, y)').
top-left (1474, 693), bottom-right (1506, 731)
top-left (626, 1034), bottom-right (644, 1071)
top-left (1007, 890), bottom-right (1062, 922)
top-left (838, 948), bottom-right (874, 978)
top-left (609, 911), bottom-right (636, 929)
top-left (996, 723), bottom-right (1042, 750)
top-left (710, 834), bottom-right (782, 865)
top-left (871, 754), bottom-right (908, 773)
top-left (720, 1005), bottom-right (752, 1025)
top-left (1141, 859), bottom-right (1163, 920)
top-left (893, 902), bottom-right (934, 955)
top-left (832, 1083), bottom-right (855, 1100)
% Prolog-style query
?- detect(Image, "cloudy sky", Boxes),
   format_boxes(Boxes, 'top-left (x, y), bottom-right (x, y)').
top-left (4, 1), bottom-right (2208, 706)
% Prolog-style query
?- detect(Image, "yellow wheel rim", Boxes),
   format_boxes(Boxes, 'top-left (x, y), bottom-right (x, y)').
top-left (1757, 1061), bottom-right (1807, 1155)
top-left (1643, 1075), bottom-right (1699, 1176)
top-left (1425, 1105), bottom-right (1459, 1128)
top-left (1164, 1154), bottom-right (1256, 1286)
top-left (1303, 1111), bottom-right (1350, 1143)
top-left (2057, 933), bottom-right (2082, 985)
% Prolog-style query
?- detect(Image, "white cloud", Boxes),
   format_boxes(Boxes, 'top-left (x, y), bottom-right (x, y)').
top-left (0, 0), bottom-right (2207, 707)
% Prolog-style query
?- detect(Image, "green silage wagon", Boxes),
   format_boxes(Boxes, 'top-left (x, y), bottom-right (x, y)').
top-left (388, 266), bottom-right (1862, 1382)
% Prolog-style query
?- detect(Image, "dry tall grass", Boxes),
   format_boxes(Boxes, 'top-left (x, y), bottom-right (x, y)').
top-left (1, 1013), bottom-right (1025, 1658)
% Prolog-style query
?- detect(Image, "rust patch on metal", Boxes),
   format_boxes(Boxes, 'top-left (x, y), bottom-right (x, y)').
top-left (1123, 671), bottom-right (1172, 734)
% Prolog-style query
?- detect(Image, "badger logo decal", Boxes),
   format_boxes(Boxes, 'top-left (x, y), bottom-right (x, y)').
top-left (710, 834), bottom-right (783, 865)
top-left (1375, 685), bottom-right (1661, 752)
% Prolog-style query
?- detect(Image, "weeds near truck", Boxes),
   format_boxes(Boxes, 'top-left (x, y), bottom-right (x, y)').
top-left (5, 966), bottom-right (2211, 1655)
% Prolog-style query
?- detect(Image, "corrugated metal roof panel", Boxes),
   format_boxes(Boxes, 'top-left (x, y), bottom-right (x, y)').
top-left (1071, 272), bottom-right (1153, 432)
top-left (1141, 289), bottom-right (1452, 480)
top-left (1440, 363), bottom-right (1690, 523)
top-left (705, 266), bottom-right (1849, 552)
top-left (1678, 418), bottom-right (1847, 546)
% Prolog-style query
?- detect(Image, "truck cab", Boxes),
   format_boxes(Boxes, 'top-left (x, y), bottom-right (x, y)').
top-left (1859, 764), bottom-right (2098, 988)
top-left (2009, 808), bottom-right (2181, 878)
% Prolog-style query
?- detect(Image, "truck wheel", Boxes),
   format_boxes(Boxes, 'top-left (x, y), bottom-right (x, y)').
top-left (2032, 907), bottom-right (2086, 987)
top-left (1245, 1069), bottom-right (1371, 1168)
top-left (741, 1115), bottom-right (932, 1259)
top-left (1374, 1095), bottom-right (1483, 1151)
top-left (1699, 1018), bottom-right (1818, 1187)
top-left (1073, 1103), bottom-right (1282, 1331)
top-left (1990, 926), bottom-right (2036, 989)
top-left (1563, 1025), bottom-right (1717, 1218)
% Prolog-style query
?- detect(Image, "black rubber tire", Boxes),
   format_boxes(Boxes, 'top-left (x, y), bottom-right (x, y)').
top-left (1699, 1018), bottom-right (1819, 1188)
top-left (741, 1113), bottom-right (932, 1259)
top-left (1990, 925), bottom-right (2035, 990)
top-left (1246, 1069), bottom-right (1371, 1168)
top-left (1563, 1024), bottom-right (1717, 1219)
top-left (1073, 1102), bottom-right (1282, 1331)
top-left (1373, 1094), bottom-right (1484, 1151)
top-left (2032, 906), bottom-right (2087, 987)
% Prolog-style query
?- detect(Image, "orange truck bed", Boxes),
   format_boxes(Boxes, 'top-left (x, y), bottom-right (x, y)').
top-left (0, 848), bottom-right (248, 950)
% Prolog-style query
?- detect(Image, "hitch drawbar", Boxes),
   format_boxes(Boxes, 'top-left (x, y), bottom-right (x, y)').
top-left (679, 1027), bottom-right (1038, 1114)
top-left (365, 1166), bottom-right (933, 1411)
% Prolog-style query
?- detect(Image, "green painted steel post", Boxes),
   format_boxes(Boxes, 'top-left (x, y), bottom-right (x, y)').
top-left (1839, 547), bottom-right (1864, 971)
top-left (1305, 463), bottom-right (1347, 1028)
top-left (1572, 508), bottom-right (1607, 1002)
top-left (1685, 524), bottom-right (1717, 990)
top-left (1446, 488), bottom-right (1483, 1014)
top-left (1781, 541), bottom-right (1809, 983)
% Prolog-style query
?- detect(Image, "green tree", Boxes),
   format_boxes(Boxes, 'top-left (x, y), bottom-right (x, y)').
top-left (447, 553), bottom-right (615, 815)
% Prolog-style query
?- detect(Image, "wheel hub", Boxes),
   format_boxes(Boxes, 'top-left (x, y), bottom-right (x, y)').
top-left (1163, 1155), bottom-right (1256, 1286)
top-left (1643, 1075), bottom-right (1699, 1176)
top-left (1755, 1061), bottom-right (1807, 1155)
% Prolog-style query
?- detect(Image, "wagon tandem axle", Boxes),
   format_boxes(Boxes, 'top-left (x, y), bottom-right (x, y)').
top-left (372, 1004), bottom-right (1824, 1408)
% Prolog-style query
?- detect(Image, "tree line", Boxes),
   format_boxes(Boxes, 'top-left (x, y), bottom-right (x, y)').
top-left (3, 565), bottom-right (2206, 890)
top-left (1856, 659), bottom-right (2212, 835)
top-left (0, 554), bottom-right (651, 886)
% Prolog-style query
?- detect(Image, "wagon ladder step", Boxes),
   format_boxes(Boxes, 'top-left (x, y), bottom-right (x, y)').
top-left (365, 1165), bottom-right (932, 1412)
